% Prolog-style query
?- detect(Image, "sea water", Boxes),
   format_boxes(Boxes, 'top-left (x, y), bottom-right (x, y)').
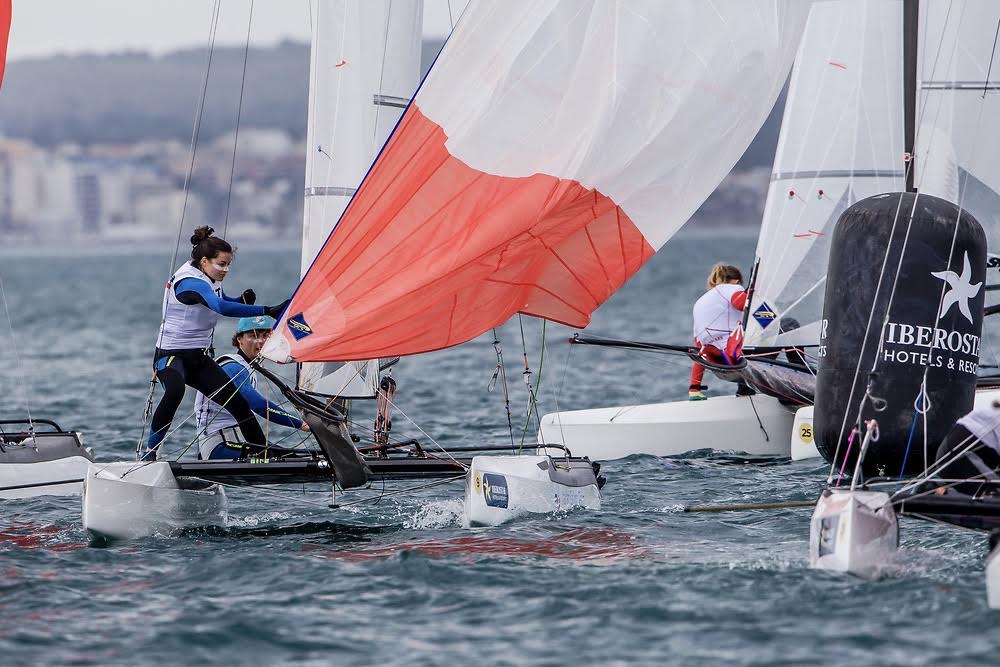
top-left (0, 232), bottom-right (994, 666)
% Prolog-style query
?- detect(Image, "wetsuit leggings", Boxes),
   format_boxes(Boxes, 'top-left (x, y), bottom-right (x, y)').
top-left (147, 348), bottom-right (265, 451)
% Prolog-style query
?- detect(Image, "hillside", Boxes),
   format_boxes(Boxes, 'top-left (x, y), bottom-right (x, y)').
top-left (1, 41), bottom-right (783, 169)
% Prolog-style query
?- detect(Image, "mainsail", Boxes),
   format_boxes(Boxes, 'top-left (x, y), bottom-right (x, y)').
top-left (747, 0), bottom-right (1000, 351)
top-left (296, 0), bottom-right (422, 396)
top-left (264, 0), bottom-right (810, 364)
top-left (746, 0), bottom-right (905, 349)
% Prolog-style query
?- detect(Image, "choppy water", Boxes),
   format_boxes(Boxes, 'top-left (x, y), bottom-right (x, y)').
top-left (0, 233), bottom-right (994, 666)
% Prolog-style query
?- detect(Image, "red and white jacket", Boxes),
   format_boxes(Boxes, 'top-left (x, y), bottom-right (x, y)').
top-left (692, 284), bottom-right (746, 348)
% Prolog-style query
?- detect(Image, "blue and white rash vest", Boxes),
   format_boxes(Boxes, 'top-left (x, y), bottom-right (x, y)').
top-left (156, 263), bottom-right (265, 350)
top-left (195, 353), bottom-right (303, 444)
top-left (157, 263), bottom-right (223, 350)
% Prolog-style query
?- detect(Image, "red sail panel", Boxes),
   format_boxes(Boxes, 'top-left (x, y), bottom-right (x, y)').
top-left (279, 105), bottom-right (654, 362)
top-left (0, 0), bottom-right (10, 89)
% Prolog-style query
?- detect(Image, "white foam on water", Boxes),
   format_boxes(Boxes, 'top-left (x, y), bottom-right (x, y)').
top-left (402, 498), bottom-right (465, 529)
top-left (227, 511), bottom-right (295, 528)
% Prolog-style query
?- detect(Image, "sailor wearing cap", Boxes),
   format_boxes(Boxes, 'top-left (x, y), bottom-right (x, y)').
top-left (194, 316), bottom-right (309, 460)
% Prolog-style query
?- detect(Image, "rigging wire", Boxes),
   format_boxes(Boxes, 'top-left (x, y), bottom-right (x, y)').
top-left (544, 337), bottom-right (576, 457)
top-left (984, 17), bottom-right (1000, 100)
top-left (139, 0), bottom-right (223, 450)
top-left (518, 317), bottom-right (546, 447)
top-left (516, 315), bottom-right (543, 445)
top-left (223, 0), bottom-right (256, 238)
top-left (487, 328), bottom-right (516, 448)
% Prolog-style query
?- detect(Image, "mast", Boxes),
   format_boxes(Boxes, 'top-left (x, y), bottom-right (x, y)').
top-left (903, 0), bottom-right (918, 193)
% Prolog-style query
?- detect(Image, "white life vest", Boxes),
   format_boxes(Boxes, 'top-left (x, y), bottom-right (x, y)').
top-left (195, 353), bottom-right (256, 438)
top-left (692, 283), bottom-right (744, 347)
top-left (156, 262), bottom-right (222, 350)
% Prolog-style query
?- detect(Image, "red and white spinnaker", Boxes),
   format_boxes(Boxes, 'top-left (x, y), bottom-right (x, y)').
top-left (264, 0), bottom-right (810, 364)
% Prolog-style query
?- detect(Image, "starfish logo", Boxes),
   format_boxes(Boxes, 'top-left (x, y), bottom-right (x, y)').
top-left (931, 251), bottom-right (982, 324)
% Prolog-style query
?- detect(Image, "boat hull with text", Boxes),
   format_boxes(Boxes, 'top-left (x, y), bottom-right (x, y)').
top-left (464, 455), bottom-right (602, 527)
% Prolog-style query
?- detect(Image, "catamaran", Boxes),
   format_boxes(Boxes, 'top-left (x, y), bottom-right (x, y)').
top-left (535, 0), bottom-right (892, 463)
top-left (541, 0), bottom-right (1000, 468)
top-left (81, 0), bottom-right (812, 540)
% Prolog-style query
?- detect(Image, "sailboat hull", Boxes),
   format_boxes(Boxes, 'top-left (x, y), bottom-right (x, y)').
top-left (790, 406), bottom-right (820, 461)
top-left (986, 536), bottom-right (1000, 609)
top-left (0, 430), bottom-right (95, 499)
top-left (537, 394), bottom-right (796, 460)
top-left (809, 489), bottom-right (898, 578)
top-left (82, 462), bottom-right (227, 542)
top-left (464, 455), bottom-right (601, 527)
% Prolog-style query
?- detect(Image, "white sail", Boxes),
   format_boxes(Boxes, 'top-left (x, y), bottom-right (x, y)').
top-left (747, 0), bottom-right (905, 348)
top-left (262, 0), bottom-right (811, 364)
top-left (297, 0), bottom-right (422, 397)
top-left (915, 0), bottom-right (1000, 253)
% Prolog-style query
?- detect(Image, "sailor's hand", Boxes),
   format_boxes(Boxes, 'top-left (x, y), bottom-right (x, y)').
top-left (265, 298), bottom-right (292, 319)
top-left (240, 288), bottom-right (257, 305)
top-left (300, 422), bottom-right (311, 432)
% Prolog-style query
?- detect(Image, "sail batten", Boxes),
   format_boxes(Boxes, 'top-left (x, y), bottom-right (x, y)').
top-left (264, 0), bottom-right (809, 363)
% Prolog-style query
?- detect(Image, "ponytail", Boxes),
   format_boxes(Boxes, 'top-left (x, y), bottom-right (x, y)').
top-left (190, 226), bottom-right (233, 266)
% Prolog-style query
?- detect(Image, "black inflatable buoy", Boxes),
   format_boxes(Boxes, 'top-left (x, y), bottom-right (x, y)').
top-left (814, 192), bottom-right (986, 477)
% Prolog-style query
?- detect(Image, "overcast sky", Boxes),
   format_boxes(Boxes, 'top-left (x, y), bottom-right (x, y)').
top-left (7, 0), bottom-right (469, 61)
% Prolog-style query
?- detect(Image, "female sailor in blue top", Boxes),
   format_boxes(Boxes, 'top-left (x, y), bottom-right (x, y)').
top-left (144, 226), bottom-right (290, 460)
top-left (194, 315), bottom-right (309, 460)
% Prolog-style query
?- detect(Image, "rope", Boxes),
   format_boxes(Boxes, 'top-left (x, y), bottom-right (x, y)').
top-left (834, 427), bottom-right (858, 488)
top-left (544, 338), bottom-right (576, 457)
top-left (897, 409), bottom-right (921, 481)
top-left (517, 315), bottom-right (542, 448)
top-left (377, 394), bottom-right (468, 470)
top-left (488, 328), bottom-right (515, 447)
top-left (519, 319), bottom-right (547, 447)
top-left (849, 419), bottom-right (879, 492)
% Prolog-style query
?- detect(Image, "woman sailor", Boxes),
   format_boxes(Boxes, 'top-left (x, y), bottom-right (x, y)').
top-left (144, 226), bottom-right (290, 461)
top-left (194, 316), bottom-right (309, 460)
top-left (688, 263), bottom-right (747, 400)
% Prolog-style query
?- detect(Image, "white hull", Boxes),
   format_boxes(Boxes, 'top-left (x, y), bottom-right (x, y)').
top-left (809, 489), bottom-right (897, 578)
top-left (986, 539), bottom-right (1000, 609)
top-left (537, 394), bottom-right (796, 460)
top-left (790, 405), bottom-right (820, 461)
top-left (82, 462), bottom-right (227, 541)
top-left (464, 455), bottom-right (601, 527)
top-left (0, 456), bottom-right (93, 499)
